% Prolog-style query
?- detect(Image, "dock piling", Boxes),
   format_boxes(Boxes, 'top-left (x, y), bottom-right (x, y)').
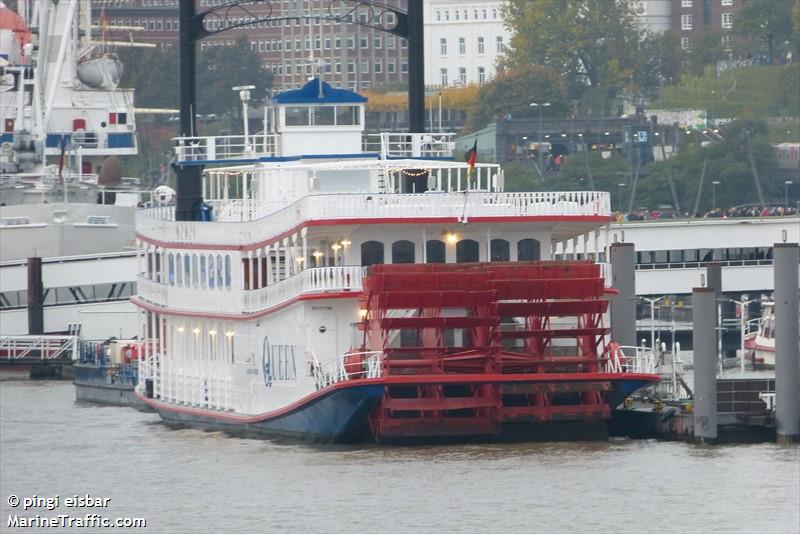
top-left (693, 287), bottom-right (718, 444)
top-left (610, 242), bottom-right (636, 347)
top-left (773, 243), bottom-right (799, 444)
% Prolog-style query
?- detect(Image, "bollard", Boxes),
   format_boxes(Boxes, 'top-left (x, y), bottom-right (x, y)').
top-left (610, 242), bottom-right (636, 347)
top-left (774, 243), bottom-right (799, 444)
top-left (693, 287), bottom-right (718, 444)
top-left (27, 257), bottom-right (43, 335)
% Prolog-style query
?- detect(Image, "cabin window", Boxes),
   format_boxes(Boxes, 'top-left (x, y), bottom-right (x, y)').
top-left (285, 106), bottom-right (310, 126)
top-left (517, 239), bottom-right (541, 261)
top-left (426, 240), bottom-right (446, 263)
top-left (456, 239), bottom-right (479, 263)
top-left (361, 241), bottom-right (384, 266)
top-left (168, 253), bottom-right (175, 285)
top-left (155, 252), bottom-right (162, 283)
top-left (216, 254), bottom-right (224, 288)
top-left (392, 240), bottom-right (415, 264)
top-left (175, 253), bottom-right (183, 287)
top-left (199, 255), bottom-right (206, 288)
top-left (225, 255), bottom-right (232, 289)
top-left (491, 239), bottom-right (510, 262)
top-left (184, 254), bottom-right (192, 287)
top-left (313, 106), bottom-right (335, 126)
top-left (335, 106), bottom-right (360, 126)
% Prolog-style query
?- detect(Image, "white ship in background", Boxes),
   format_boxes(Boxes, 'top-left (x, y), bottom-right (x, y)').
top-left (1, 0), bottom-right (143, 339)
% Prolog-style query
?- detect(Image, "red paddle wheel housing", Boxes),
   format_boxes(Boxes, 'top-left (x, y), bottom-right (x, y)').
top-left (359, 261), bottom-right (621, 442)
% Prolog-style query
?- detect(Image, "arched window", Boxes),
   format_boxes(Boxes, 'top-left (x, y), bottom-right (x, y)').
top-left (456, 239), bottom-right (479, 263)
top-left (392, 240), bottom-right (415, 264)
top-left (225, 255), bottom-right (231, 289)
top-left (518, 239), bottom-right (541, 261)
top-left (167, 253), bottom-right (175, 285)
top-left (208, 254), bottom-right (215, 288)
top-left (217, 254), bottom-right (224, 288)
top-left (361, 241), bottom-right (384, 266)
top-left (426, 240), bottom-right (446, 263)
top-left (491, 239), bottom-right (510, 262)
top-left (199, 255), bottom-right (206, 288)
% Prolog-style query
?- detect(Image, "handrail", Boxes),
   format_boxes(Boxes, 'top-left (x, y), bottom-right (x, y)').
top-left (0, 335), bottom-right (79, 360)
top-left (313, 350), bottom-right (383, 390)
top-left (137, 191), bottom-right (611, 247)
top-left (173, 134), bottom-right (280, 162)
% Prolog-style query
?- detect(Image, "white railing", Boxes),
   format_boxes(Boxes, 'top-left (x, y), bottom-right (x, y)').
top-left (136, 266), bottom-right (365, 314)
top-left (599, 262), bottom-right (612, 288)
top-left (604, 344), bottom-right (658, 375)
top-left (174, 134), bottom-right (280, 162)
top-left (363, 132), bottom-right (456, 159)
top-left (0, 335), bottom-right (79, 361)
top-left (137, 191), bottom-right (611, 247)
top-left (240, 266), bottom-right (366, 313)
top-left (313, 350), bottom-right (383, 390)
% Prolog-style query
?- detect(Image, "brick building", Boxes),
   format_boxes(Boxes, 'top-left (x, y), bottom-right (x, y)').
top-left (670, 0), bottom-right (746, 52)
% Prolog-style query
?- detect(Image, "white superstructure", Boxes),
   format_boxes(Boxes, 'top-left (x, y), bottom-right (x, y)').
top-left (423, 0), bottom-right (510, 88)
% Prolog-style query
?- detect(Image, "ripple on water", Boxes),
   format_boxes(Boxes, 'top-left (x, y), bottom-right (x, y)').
top-left (1, 381), bottom-right (798, 534)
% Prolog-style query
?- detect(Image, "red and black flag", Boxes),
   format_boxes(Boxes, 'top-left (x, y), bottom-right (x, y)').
top-left (465, 139), bottom-right (477, 175)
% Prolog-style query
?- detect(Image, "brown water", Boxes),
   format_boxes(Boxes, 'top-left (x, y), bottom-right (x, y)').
top-left (1, 380), bottom-right (798, 533)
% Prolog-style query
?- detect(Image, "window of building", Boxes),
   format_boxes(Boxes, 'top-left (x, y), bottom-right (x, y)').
top-left (388, 59), bottom-right (396, 73)
top-left (314, 38), bottom-right (321, 50)
top-left (681, 0), bottom-right (692, 6)
top-left (426, 240), bottom-right (446, 263)
top-left (335, 37), bottom-right (341, 48)
top-left (436, 10), bottom-right (441, 21)
top-left (464, 9), bottom-right (468, 19)
top-left (492, 8), bottom-right (497, 19)
top-left (387, 36), bottom-right (396, 48)
top-left (455, 9), bottom-right (460, 20)
top-left (681, 36), bottom-right (690, 49)
top-left (681, 14), bottom-right (692, 30)
top-left (361, 241), bottom-right (384, 266)
top-left (440, 38), bottom-right (447, 55)
top-left (721, 34), bottom-right (732, 50)
top-left (477, 36), bottom-right (485, 54)
top-left (478, 66), bottom-right (486, 84)
top-left (459, 67), bottom-right (467, 84)
top-left (517, 239), bottom-right (541, 261)
top-left (401, 62), bottom-right (408, 73)
top-left (374, 36), bottom-right (382, 48)
top-left (496, 36), bottom-right (504, 53)
top-left (721, 12), bottom-right (734, 28)
top-left (721, 0), bottom-right (732, 5)
top-left (440, 68), bottom-right (448, 86)
top-left (360, 36), bottom-right (368, 48)
top-left (361, 59), bottom-right (369, 73)
top-left (374, 60), bottom-right (382, 73)
top-left (458, 37), bottom-right (466, 55)
top-left (324, 38), bottom-right (331, 49)
top-left (445, 10), bottom-right (449, 21)
top-left (482, 8), bottom-right (487, 19)
top-left (392, 241), bottom-right (415, 264)
top-left (347, 37), bottom-right (355, 48)
top-left (490, 240), bottom-right (510, 262)
top-left (456, 240), bottom-right (480, 263)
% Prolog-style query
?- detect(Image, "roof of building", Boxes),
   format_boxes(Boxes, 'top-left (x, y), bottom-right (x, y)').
top-left (274, 78), bottom-right (367, 105)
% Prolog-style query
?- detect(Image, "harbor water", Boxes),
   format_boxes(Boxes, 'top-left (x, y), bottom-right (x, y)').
top-left (1, 380), bottom-right (798, 533)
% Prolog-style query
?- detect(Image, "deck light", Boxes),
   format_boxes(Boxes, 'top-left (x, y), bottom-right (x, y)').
top-left (312, 251), bottom-right (323, 258)
top-left (225, 330), bottom-right (235, 338)
top-left (331, 243), bottom-right (342, 252)
top-left (177, 326), bottom-right (185, 334)
top-left (340, 240), bottom-right (352, 247)
top-left (296, 256), bottom-right (305, 263)
top-left (209, 329), bottom-right (217, 337)
top-left (446, 232), bottom-right (458, 244)
top-left (193, 328), bottom-right (200, 335)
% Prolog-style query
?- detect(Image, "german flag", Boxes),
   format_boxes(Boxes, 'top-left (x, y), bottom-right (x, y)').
top-left (465, 139), bottom-right (477, 175)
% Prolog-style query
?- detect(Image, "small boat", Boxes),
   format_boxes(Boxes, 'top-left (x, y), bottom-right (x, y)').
top-left (744, 302), bottom-right (775, 368)
top-left (74, 339), bottom-right (151, 410)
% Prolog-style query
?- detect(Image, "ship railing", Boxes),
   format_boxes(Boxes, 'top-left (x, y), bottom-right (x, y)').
top-left (173, 134), bottom-right (280, 162)
top-left (241, 266), bottom-right (366, 313)
top-left (363, 132), bottom-right (456, 160)
top-left (0, 335), bottom-right (79, 361)
top-left (137, 191), bottom-right (611, 246)
top-left (603, 343), bottom-right (658, 375)
top-left (313, 350), bottom-right (383, 390)
top-left (599, 262), bottom-right (612, 288)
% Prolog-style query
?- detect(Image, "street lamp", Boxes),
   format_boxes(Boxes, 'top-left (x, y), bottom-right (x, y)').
top-left (233, 85), bottom-right (255, 153)
top-left (617, 182), bottom-right (626, 213)
top-left (641, 296), bottom-right (665, 351)
top-left (785, 180), bottom-right (793, 207)
top-left (530, 102), bottom-right (551, 177)
top-left (711, 180), bottom-right (720, 209)
top-left (731, 297), bottom-right (757, 375)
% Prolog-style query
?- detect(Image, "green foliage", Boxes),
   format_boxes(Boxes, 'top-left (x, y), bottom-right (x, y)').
top-left (686, 31), bottom-right (726, 77)
top-left (733, 0), bottom-right (797, 64)
top-left (652, 66), bottom-right (799, 118)
top-left (470, 64), bottom-right (568, 129)
top-left (119, 37), bottom-right (272, 116)
top-left (501, 0), bottom-right (647, 100)
top-left (636, 119), bottom-right (781, 212)
top-left (502, 161), bottom-right (542, 192)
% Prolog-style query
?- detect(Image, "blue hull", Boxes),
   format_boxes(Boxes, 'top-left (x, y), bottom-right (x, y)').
top-left (610, 378), bottom-right (656, 408)
top-left (152, 383), bottom-right (384, 443)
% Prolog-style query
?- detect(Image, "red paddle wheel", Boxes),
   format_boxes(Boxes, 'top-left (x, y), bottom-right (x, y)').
top-left (358, 261), bottom-right (631, 442)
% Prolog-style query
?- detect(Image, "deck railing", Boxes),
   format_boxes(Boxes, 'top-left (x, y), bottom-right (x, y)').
top-left (363, 132), bottom-right (456, 159)
top-left (313, 350), bottom-right (383, 390)
top-left (137, 266), bottom-right (366, 314)
top-left (0, 335), bottom-right (79, 361)
top-left (137, 191), bottom-right (611, 247)
top-left (174, 134), bottom-right (280, 162)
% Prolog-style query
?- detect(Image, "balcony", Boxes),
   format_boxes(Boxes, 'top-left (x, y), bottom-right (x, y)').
top-left (137, 191), bottom-right (611, 247)
top-left (174, 134), bottom-right (280, 163)
top-left (136, 266), bottom-right (366, 315)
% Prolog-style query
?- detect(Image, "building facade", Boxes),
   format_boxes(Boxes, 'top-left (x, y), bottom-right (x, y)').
top-left (670, 0), bottom-right (746, 52)
top-left (423, 0), bottom-right (510, 89)
top-left (631, 0), bottom-right (673, 34)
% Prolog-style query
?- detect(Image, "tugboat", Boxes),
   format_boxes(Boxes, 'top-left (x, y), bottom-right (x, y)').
top-left (74, 338), bottom-right (150, 410)
top-left (133, 79), bottom-right (659, 443)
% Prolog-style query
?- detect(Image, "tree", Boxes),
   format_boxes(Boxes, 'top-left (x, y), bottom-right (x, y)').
top-left (733, 0), bottom-right (795, 64)
top-left (686, 31), bottom-right (726, 76)
top-left (197, 37), bottom-right (273, 116)
top-left (469, 64), bottom-right (568, 130)
top-left (501, 0), bottom-right (646, 100)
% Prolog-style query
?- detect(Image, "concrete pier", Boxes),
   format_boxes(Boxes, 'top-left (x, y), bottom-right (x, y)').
top-left (705, 262), bottom-right (722, 297)
top-left (610, 243), bottom-right (635, 347)
top-left (773, 243), bottom-right (799, 444)
top-left (693, 287), bottom-right (718, 444)
top-left (27, 257), bottom-right (43, 335)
